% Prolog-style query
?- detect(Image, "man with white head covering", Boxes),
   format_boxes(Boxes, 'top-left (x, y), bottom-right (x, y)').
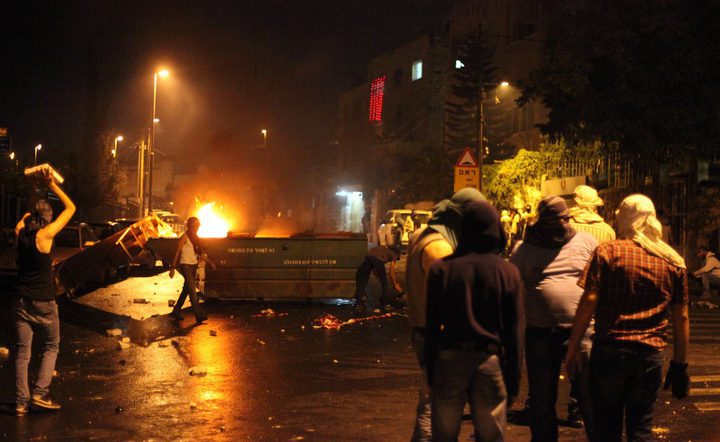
top-left (565, 194), bottom-right (690, 441)
top-left (569, 185), bottom-right (615, 244)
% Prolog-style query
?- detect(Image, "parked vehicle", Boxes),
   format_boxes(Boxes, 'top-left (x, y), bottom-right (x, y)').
top-left (152, 211), bottom-right (184, 235)
top-left (377, 209), bottom-right (432, 250)
top-left (88, 221), bottom-right (125, 241)
top-left (52, 222), bottom-right (100, 264)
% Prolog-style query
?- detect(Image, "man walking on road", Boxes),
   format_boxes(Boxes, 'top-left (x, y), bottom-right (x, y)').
top-left (405, 188), bottom-right (485, 441)
top-left (692, 246), bottom-right (720, 299)
top-left (510, 196), bottom-right (597, 441)
top-left (12, 169), bottom-right (75, 415)
top-left (425, 200), bottom-right (522, 442)
top-left (566, 194), bottom-right (690, 441)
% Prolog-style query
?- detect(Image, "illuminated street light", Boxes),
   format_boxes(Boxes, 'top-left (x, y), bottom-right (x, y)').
top-left (478, 81), bottom-right (510, 190)
top-left (147, 68), bottom-right (169, 215)
top-left (112, 135), bottom-right (123, 159)
top-left (261, 129), bottom-right (268, 218)
top-left (34, 144), bottom-right (42, 165)
top-left (9, 152), bottom-right (15, 160)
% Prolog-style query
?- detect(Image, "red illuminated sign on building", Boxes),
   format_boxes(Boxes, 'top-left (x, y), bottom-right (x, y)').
top-left (368, 75), bottom-right (386, 122)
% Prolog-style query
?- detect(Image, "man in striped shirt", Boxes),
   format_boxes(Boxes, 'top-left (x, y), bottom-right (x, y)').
top-left (565, 194), bottom-right (690, 441)
top-left (569, 185), bottom-right (615, 244)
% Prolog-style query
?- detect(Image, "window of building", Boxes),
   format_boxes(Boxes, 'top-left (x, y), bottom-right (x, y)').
top-left (394, 68), bottom-right (403, 85)
top-left (368, 75), bottom-right (386, 122)
top-left (455, 59), bottom-right (465, 69)
top-left (412, 60), bottom-right (423, 81)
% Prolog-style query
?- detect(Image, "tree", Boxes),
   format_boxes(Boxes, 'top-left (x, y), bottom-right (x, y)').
top-left (521, 0), bottom-right (720, 175)
top-left (444, 30), bottom-right (497, 159)
top-left (485, 138), bottom-right (603, 210)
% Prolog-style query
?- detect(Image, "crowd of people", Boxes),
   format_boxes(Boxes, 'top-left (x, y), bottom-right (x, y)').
top-left (401, 185), bottom-right (693, 442)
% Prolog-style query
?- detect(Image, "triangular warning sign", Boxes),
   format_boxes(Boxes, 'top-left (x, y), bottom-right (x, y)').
top-left (455, 147), bottom-right (478, 167)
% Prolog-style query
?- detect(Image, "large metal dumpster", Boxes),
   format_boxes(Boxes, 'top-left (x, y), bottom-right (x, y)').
top-left (146, 234), bottom-right (368, 300)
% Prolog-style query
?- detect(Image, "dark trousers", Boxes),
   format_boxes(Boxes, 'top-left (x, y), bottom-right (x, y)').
top-left (525, 326), bottom-right (594, 442)
top-left (353, 256), bottom-right (389, 305)
top-left (431, 346), bottom-right (507, 442)
top-left (590, 340), bottom-right (665, 442)
top-left (173, 264), bottom-right (206, 321)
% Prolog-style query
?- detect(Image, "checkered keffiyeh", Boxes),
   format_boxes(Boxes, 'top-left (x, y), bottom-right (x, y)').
top-left (578, 240), bottom-right (688, 350)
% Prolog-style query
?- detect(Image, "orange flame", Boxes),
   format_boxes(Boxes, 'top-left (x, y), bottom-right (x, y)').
top-left (194, 202), bottom-right (231, 238)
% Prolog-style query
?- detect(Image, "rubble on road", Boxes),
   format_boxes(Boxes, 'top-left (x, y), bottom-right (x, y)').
top-left (133, 298), bottom-right (149, 304)
top-left (189, 366), bottom-right (208, 376)
top-left (209, 330), bottom-right (217, 336)
top-left (106, 328), bottom-right (123, 337)
top-left (693, 300), bottom-right (719, 309)
top-left (116, 341), bottom-right (131, 350)
top-left (252, 308), bottom-right (288, 318)
top-left (311, 312), bottom-right (401, 330)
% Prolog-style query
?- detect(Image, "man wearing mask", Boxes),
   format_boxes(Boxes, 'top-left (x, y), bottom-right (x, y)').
top-left (566, 194), bottom-right (690, 441)
top-left (510, 196), bottom-right (597, 441)
top-left (425, 201), bottom-right (522, 441)
top-left (405, 188), bottom-right (486, 442)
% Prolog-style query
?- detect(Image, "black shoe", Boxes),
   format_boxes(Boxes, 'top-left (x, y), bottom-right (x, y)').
top-left (31, 394), bottom-right (61, 411)
top-left (169, 311), bottom-right (184, 321)
top-left (566, 402), bottom-right (584, 428)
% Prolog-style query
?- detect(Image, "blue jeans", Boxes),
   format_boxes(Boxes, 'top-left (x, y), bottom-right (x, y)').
top-left (590, 340), bottom-right (665, 442)
top-left (525, 326), bottom-right (594, 442)
top-left (173, 264), bottom-right (206, 320)
top-left (431, 346), bottom-right (506, 442)
top-left (12, 296), bottom-right (60, 405)
top-left (411, 329), bottom-right (432, 442)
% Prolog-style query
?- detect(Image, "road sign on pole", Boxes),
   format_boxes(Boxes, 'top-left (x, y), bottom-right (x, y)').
top-left (454, 147), bottom-right (480, 192)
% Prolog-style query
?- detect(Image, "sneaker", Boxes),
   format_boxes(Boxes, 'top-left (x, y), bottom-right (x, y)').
top-left (169, 311), bottom-right (184, 321)
top-left (566, 402), bottom-right (584, 428)
top-left (31, 394), bottom-right (61, 411)
top-left (15, 403), bottom-right (28, 416)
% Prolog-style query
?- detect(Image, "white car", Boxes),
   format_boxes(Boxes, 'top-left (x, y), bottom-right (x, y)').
top-left (377, 209), bottom-right (432, 248)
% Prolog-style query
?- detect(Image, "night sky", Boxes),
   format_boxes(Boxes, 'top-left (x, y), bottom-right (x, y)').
top-left (1, 0), bottom-right (451, 174)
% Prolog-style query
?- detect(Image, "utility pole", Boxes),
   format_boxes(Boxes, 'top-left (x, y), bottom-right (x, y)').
top-left (477, 86), bottom-right (486, 191)
top-left (137, 138), bottom-right (146, 217)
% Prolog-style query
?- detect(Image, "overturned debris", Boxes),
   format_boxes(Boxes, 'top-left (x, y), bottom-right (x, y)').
top-left (105, 328), bottom-right (123, 337)
top-left (252, 308), bottom-right (288, 318)
top-left (311, 313), bottom-right (401, 330)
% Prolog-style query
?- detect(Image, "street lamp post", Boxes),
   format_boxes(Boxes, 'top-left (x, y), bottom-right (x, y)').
top-left (112, 135), bottom-right (123, 159)
top-left (477, 81), bottom-right (509, 190)
top-left (261, 129), bottom-right (268, 218)
top-left (34, 144), bottom-right (42, 165)
top-left (147, 69), bottom-right (169, 215)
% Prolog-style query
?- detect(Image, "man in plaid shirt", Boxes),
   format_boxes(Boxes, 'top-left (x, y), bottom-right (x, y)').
top-left (565, 194), bottom-right (690, 441)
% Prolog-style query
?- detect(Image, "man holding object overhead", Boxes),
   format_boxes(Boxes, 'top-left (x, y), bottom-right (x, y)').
top-left (12, 168), bottom-right (75, 415)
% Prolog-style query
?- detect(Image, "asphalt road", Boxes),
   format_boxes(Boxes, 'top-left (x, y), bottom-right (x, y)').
top-left (0, 269), bottom-right (718, 441)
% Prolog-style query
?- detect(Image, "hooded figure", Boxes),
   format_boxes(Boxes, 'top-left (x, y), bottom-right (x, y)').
top-left (523, 196), bottom-right (576, 249)
top-left (615, 194), bottom-right (685, 269)
top-left (425, 201), bottom-right (522, 441)
top-left (405, 188), bottom-right (486, 441)
top-left (426, 187), bottom-right (486, 250)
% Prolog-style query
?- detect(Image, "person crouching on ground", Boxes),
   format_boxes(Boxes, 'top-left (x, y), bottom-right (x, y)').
top-left (169, 217), bottom-right (215, 323)
top-left (353, 244), bottom-right (402, 310)
top-left (425, 201), bottom-right (522, 441)
top-left (692, 245), bottom-right (720, 300)
top-left (13, 169), bottom-right (75, 415)
top-left (565, 194), bottom-right (690, 441)
top-left (510, 196), bottom-right (597, 441)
